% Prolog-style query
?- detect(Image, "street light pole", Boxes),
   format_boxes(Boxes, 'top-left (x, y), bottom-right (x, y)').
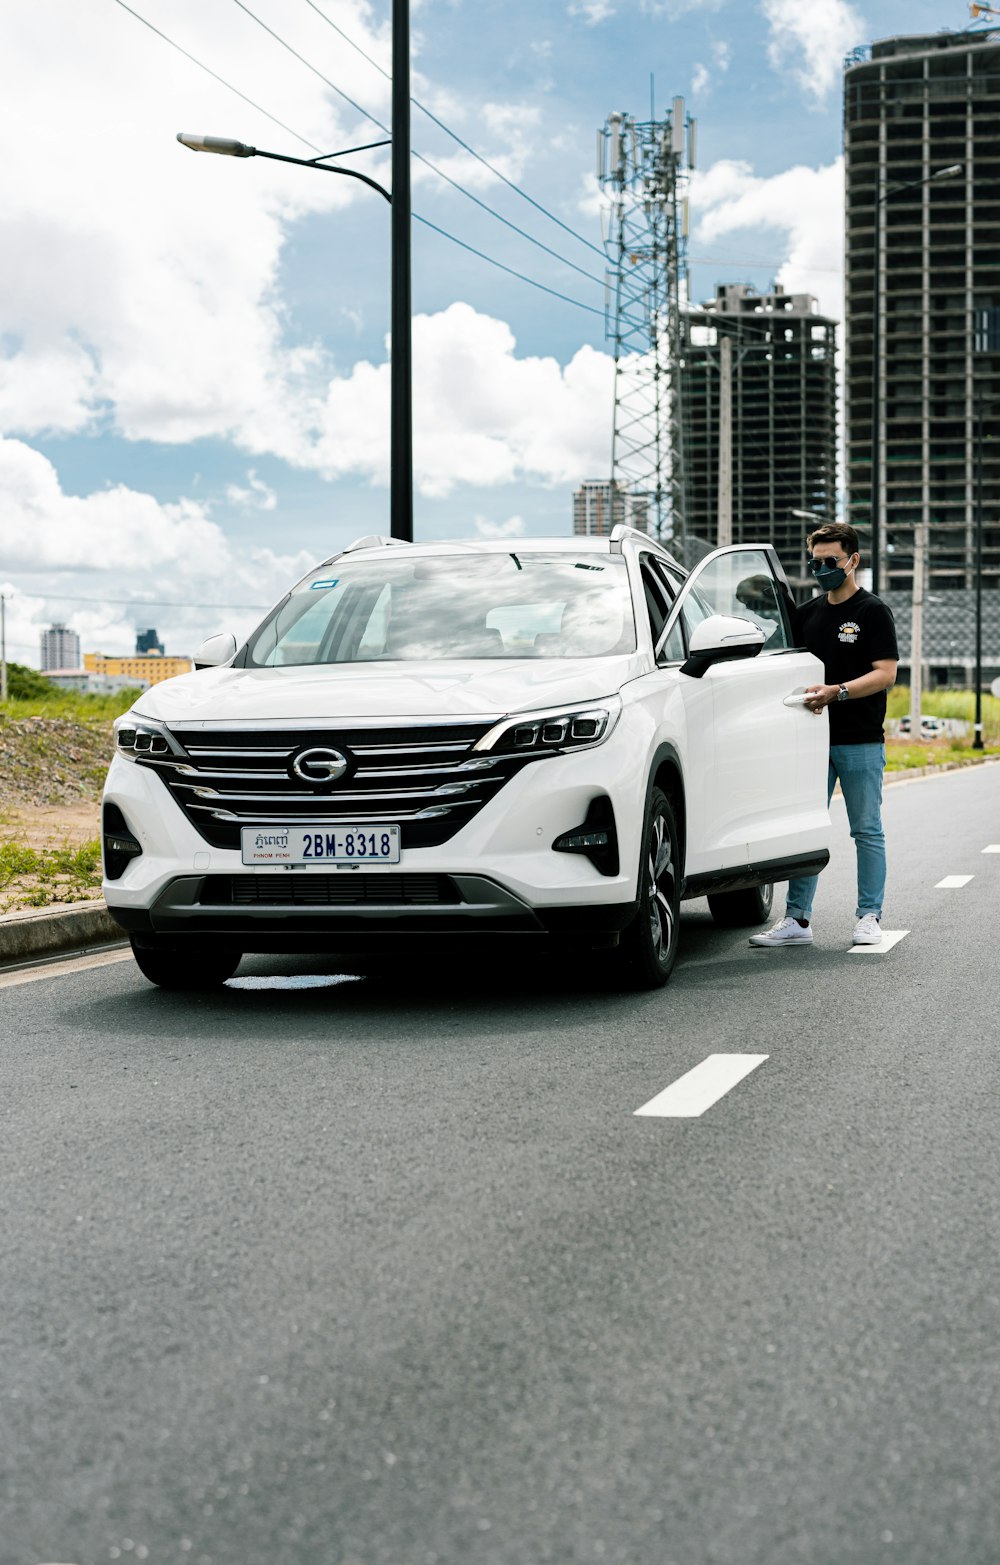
top-left (391, 0), bottom-right (413, 543)
top-left (973, 398), bottom-right (986, 749)
top-left (868, 162), bottom-right (962, 598)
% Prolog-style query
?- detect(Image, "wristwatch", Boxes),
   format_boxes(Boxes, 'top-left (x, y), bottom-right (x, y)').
top-left (837, 683), bottom-right (850, 702)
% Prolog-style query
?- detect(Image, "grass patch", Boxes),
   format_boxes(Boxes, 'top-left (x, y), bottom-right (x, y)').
top-left (887, 686), bottom-right (1000, 741)
top-left (885, 739), bottom-right (1000, 771)
top-left (0, 661), bottom-right (143, 727)
top-left (0, 835), bottom-right (103, 913)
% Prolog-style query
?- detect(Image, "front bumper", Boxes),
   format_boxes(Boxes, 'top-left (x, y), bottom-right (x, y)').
top-left (108, 872), bottom-right (638, 949)
top-left (102, 728), bottom-right (646, 948)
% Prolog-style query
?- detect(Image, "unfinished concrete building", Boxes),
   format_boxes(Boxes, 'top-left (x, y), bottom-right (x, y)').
top-left (843, 29), bottom-right (1000, 593)
top-left (572, 480), bottom-right (649, 538)
top-left (681, 285), bottom-right (838, 588)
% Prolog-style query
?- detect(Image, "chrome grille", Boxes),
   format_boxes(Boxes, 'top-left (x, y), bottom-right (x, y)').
top-left (145, 722), bottom-right (532, 850)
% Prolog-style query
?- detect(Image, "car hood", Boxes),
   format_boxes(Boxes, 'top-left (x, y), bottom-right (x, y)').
top-left (135, 656), bottom-right (645, 726)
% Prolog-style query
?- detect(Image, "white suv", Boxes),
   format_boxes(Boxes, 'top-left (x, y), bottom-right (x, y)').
top-left (102, 529), bottom-right (830, 989)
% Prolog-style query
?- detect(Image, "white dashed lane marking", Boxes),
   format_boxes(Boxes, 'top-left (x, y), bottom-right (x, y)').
top-left (634, 1054), bottom-right (768, 1119)
top-left (935, 875), bottom-right (974, 889)
top-left (982, 845), bottom-right (1000, 854)
top-left (849, 929), bottom-right (910, 955)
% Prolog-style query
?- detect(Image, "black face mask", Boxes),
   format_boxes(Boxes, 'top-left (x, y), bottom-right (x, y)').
top-left (809, 557), bottom-right (852, 590)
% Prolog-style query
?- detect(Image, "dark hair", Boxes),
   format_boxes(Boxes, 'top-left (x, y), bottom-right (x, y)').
top-left (806, 521), bottom-right (860, 558)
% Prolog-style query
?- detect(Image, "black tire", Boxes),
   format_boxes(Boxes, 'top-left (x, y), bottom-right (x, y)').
top-left (707, 883), bottom-right (774, 928)
top-left (615, 787), bottom-right (681, 989)
top-left (130, 936), bottom-right (242, 990)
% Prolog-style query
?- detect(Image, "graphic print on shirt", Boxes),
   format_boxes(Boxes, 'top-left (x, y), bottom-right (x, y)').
top-left (838, 621), bottom-right (861, 644)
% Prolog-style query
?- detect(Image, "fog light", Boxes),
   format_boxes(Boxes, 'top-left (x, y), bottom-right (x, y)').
top-left (103, 802), bottom-right (143, 881)
top-left (553, 797), bottom-right (619, 876)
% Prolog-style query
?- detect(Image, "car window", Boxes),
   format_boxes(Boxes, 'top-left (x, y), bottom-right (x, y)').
top-left (639, 561), bottom-right (669, 647)
top-left (647, 560), bottom-right (686, 662)
top-left (247, 553), bottom-right (637, 665)
top-left (683, 549), bottom-right (791, 652)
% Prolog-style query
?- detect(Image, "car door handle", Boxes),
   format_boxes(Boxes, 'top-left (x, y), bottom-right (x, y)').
top-left (783, 693), bottom-right (811, 707)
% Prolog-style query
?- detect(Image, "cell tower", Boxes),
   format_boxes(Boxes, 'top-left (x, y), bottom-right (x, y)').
top-left (598, 99), bottom-right (695, 552)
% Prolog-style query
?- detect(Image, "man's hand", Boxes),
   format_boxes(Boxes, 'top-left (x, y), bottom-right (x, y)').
top-left (804, 683), bottom-right (839, 713)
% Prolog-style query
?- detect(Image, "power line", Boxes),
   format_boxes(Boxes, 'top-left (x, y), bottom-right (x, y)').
top-left (110, 0), bottom-right (323, 154)
top-left (298, 0), bottom-right (607, 263)
top-left (5, 589), bottom-right (269, 609)
top-left (414, 216), bottom-right (605, 318)
top-left (111, 0), bottom-right (607, 320)
top-left (229, 0), bottom-right (606, 290)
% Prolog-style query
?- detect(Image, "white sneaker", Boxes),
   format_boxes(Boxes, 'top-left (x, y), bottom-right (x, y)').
top-left (749, 917), bottom-right (813, 948)
top-left (852, 914), bottom-right (882, 946)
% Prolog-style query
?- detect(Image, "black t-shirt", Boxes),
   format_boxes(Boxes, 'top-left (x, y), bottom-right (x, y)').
top-left (792, 588), bottom-right (899, 744)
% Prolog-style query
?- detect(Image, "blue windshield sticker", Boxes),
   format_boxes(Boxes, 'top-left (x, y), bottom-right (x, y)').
top-left (310, 578), bottom-right (339, 590)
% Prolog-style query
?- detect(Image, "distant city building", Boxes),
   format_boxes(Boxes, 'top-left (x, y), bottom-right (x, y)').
top-left (40, 623), bottom-right (81, 672)
top-left (135, 627), bottom-right (165, 656)
top-left (46, 669), bottom-right (152, 694)
top-left (682, 284), bottom-right (838, 589)
top-left (843, 29), bottom-right (1000, 591)
top-left (572, 480), bottom-right (649, 537)
top-left (84, 652), bottom-right (193, 685)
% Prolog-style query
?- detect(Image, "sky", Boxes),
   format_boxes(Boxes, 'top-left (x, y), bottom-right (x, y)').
top-left (0, 0), bottom-right (977, 666)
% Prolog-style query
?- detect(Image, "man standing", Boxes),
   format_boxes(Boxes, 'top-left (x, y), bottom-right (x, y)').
top-left (750, 522), bottom-right (898, 949)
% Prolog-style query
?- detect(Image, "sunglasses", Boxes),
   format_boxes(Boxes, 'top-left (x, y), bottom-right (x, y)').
top-left (808, 554), bottom-right (854, 573)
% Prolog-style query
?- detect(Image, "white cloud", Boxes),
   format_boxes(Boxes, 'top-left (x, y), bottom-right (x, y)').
top-left (691, 157), bottom-right (845, 323)
top-left (0, 1), bottom-right (388, 457)
top-left (313, 303), bottom-right (615, 497)
top-left (474, 515), bottom-right (526, 539)
top-left (692, 63), bottom-right (711, 96)
top-left (0, 439), bottom-right (313, 659)
top-left (761, 0), bottom-right (865, 103)
top-left (225, 470), bottom-right (278, 511)
top-left (568, 0), bottom-right (616, 20)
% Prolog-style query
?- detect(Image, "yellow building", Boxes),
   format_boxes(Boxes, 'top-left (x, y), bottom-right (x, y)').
top-left (84, 652), bottom-right (193, 685)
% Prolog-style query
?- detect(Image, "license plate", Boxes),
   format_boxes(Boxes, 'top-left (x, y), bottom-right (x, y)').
top-left (241, 825), bottom-right (401, 865)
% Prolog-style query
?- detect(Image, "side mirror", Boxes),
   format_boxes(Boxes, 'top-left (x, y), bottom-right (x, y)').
top-left (681, 614), bottom-right (765, 680)
top-left (193, 632), bottom-right (238, 670)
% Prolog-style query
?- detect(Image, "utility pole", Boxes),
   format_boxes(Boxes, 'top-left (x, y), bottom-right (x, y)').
top-left (716, 334), bottom-right (732, 547)
top-left (909, 521), bottom-right (926, 740)
top-left (0, 593), bottom-right (7, 704)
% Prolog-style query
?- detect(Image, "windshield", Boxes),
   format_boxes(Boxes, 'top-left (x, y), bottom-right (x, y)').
top-left (247, 553), bottom-right (636, 666)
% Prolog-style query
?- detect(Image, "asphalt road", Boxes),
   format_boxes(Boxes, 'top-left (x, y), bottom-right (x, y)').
top-left (2, 764), bottom-right (1000, 1565)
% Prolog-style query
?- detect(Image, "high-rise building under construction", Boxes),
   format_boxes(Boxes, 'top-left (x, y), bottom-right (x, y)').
top-left (843, 28), bottom-right (1000, 593)
top-left (681, 284), bottom-right (838, 587)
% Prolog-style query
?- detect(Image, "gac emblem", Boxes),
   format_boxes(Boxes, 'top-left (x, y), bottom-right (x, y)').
top-left (291, 746), bottom-right (348, 784)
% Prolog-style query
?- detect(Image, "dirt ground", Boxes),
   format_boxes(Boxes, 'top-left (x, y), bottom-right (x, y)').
top-left (0, 717), bottom-right (108, 916)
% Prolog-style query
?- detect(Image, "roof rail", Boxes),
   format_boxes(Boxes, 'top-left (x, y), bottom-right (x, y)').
top-left (342, 534), bottom-right (412, 554)
top-left (609, 523), bottom-right (653, 554)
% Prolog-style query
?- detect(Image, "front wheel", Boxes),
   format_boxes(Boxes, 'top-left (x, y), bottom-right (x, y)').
top-left (615, 787), bottom-right (681, 989)
top-left (707, 883), bottom-right (774, 927)
top-left (130, 937), bottom-right (242, 990)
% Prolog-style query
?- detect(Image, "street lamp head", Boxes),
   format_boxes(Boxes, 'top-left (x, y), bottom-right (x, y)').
top-left (932, 164), bottom-right (963, 180)
top-left (176, 133), bottom-right (254, 158)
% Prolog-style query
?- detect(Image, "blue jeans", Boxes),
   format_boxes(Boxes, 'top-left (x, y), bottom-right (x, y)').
top-left (786, 743), bottom-right (886, 922)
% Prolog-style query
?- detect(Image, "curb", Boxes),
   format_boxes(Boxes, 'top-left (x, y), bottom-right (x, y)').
top-left (883, 754), bottom-right (1000, 784)
top-left (0, 900), bottom-right (124, 968)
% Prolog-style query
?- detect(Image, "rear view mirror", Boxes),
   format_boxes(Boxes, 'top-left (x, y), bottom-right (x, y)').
top-left (193, 632), bottom-right (237, 670)
top-left (681, 614), bottom-right (765, 679)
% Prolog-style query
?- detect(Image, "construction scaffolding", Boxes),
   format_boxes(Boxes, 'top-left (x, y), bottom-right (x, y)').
top-left (598, 100), bottom-right (694, 554)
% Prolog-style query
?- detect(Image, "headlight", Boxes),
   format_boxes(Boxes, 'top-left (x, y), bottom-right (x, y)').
top-left (113, 714), bottom-right (183, 762)
top-left (473, 696), bottom-right (622, 757)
